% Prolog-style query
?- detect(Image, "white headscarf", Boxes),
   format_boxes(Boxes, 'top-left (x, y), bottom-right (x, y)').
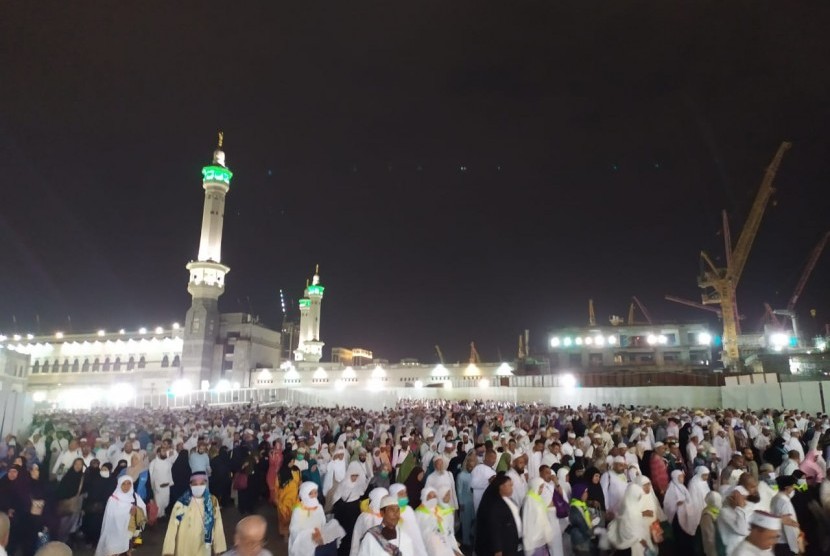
top-left (94, 476), bottom-right (145, 556)
top-left (522, 477), bottom-right (554, 551)
top-left (333, 461), bottom-right (367, 503)
top-left (608, 483), bottom-right (649, 550)
top-left (686, 466), bottom-right (710, 532)
top-left (636, 475), bottom-right (666, 522)
top-left (367, 487), bottom-right (389, 513)
top-left (557, 467), bottom-right (571, 500)
top-left (663, 470), bottom-right (696, 535)
top-left (299, 481), bottom-right (319, 508)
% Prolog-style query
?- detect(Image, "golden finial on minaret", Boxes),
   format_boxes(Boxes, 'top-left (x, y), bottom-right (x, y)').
top-left (315, 264), bottom-right (319, 274)
top-left (217, 131), bottom-right (224, 148)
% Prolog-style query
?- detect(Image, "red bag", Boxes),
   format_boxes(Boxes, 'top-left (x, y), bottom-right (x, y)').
top-left (146, 500), bottom-right (159, 526)
top-left (233, 472), bottom-right (249, 490)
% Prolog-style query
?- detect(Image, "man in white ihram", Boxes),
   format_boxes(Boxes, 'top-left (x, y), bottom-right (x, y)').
top-left (149, 447), bottom-right (176, 518)
top-left (357, 495), bottom-right (414, 555)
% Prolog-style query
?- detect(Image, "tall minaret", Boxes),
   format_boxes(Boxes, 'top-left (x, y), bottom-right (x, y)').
top-left (294, 265), bottom-right (325, 362)
top-left (182, 133), bottom-right (233, 386)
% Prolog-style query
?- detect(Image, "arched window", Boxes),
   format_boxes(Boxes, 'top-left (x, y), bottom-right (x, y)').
top-left (92, 358), bottom-right (100, 372)
top-left (61, 360), bottom-right (69, 373)
top-left (127, 356), bottom-right (135, 370)
top-left (72, 359), bottom-right (79, 373)
top-left (138, 356), bottom-right (146, 369)
top-left (52, 360), bottom-right (60, 373)
top-left (103, 357), bottom-right (111, 372)
top-left (172, 355), bottom-right (181, 367)
top-left (114, 357), bottom-right (121, 371)
top-left (82, 359), bottom-right (90, 372)
top-left (32, 361), bottom-right (40, 374)
top-left (161, 355), bottom-right (170, 368)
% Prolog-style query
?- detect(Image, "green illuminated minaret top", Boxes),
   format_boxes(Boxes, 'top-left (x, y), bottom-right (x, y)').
top-left (307, 264), bottom-right (324, 297)
top-left (201, 131), bottom-right (233, 185)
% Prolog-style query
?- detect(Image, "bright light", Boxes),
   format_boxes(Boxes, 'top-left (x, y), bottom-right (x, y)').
top-left (110, 383), bottom-right (135, 405)
top-left (607, 335), bottom-right (617, 344)
top-left (561, 373), bottom-right (577, 388)
top-left (342, 366), bottom-right (356, 379)
top-left (563, 337), bottom-right (573, 347)
top-left (171, 378), bottom-right (192, 396)
top-left (155, 326), bottom-right (164, 334)
top-left (138, 327), bottom-right (147, 334)
top-left (231, 381), bottom-right (241, 390)
top-left (172, 322), bottom-right (180, 330)
top-left (334, 379), bottom-right (346, 391)
top-left (0, 335), bottom-right (6, 342)
top-left (258, 369), bottom-right (272, 380)
top-left (26, 333), bottom-right (34, 340)
top-left (770, 333), bottom-right (790, 349)
top-left (200, 380), bottom-right (210, 391)
top-left (371, 365), bottom-right (386, 378)
top-left (55, 332), bottom-right (64, 339)
top-left (414, 380), bottom-right (424, 388)
top-left (658, 334), bottom-right (668, 345)
top-left (13, 335), bottom-right (21, 341)
top-left (478, 378), bottom-right (490, 389)
top-left (97, 330), bottom-right (105, 337)
top-left (367, 378), bottom-right (384, 392)
top-left (215, 379), bottom-right (231, 392)
top-left (32, 391), bottom-right (47, 403)
top-left (464, 363), bottom-right (480, 376)
top-left (496, 362), bottom-right (513, 376)
top-left (697, 332), bottom-right (712, 346)
top-left (550, 337), bottom-right (561, 348)
top-left (575, 337), bottom-right (583, 346)
top-left (431, 364), bottom-right (448, 377)
top-left (313, 367), bottom-right (328, 379)
top-left (443, 380), bottom-right (453, 389)
top-left (119, 329), bottom-right (126, 334)
top-left (817, 340), bottom-right (827, 351)
top-left (584, 337), bottom-right (593, 345)
top-left (284, 367), bottom-right (300, 380)
top-left (646, 334), bottom-right (657, 345)
top-left (594, 335), bottom-right (605, 346)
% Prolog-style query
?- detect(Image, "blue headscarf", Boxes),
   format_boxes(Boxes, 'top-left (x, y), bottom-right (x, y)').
top-left (176, 480), bottom-right (215, 545)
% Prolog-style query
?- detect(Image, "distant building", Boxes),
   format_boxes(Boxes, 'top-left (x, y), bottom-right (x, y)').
top-left (547, 323), bottom-right (715, 372)
top-left (331, 347), bottom-right (374, 366)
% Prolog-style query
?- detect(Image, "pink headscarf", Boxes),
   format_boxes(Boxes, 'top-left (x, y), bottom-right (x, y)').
top-left (798, 450), bottom-right (825, 485)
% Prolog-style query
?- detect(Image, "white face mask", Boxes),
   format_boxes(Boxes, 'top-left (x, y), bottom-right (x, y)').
top-left (191, 484), bottom-right (206, 497)
top-left (424, 497), bottom-right (438, 509)
top-left (100, 470), bottom-right (110, 478)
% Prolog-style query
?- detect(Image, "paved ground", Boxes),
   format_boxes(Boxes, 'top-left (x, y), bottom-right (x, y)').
top-left (73, 503), bottom-right (289, 556)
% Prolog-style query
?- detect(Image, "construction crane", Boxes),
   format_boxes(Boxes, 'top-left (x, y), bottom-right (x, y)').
top-left (665, 295), bottom-right (724, 318)
top-left (697, 141), bottom-right (791, 369)
top-left (588, 299), bottom-right (596, 326)
top-left (627, 296), bottom-right (653, 325)
top-left (434, 345), bottom-right (445, 365)
top-left (469, 342), bottom-right (481, 365)
top-left (768, 231), bottom-right (829, 346)
top-left (517, 334), bottom-right (526, 359)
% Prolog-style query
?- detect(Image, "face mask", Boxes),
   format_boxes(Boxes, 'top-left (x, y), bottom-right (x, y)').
top-left (398, 497), bottom-right (409, 508)
top-left (297, 454), bottom-right (305, 461)
top-left (100, 470), bottom-right (110, 478)
top-left (191, 485), bottom-right (206, 497)
top-left (424, 497), bottom-right (438, 509)
top-left (380, 471), bottom-right (389, 478)
top-left (768, 472), bottom-right (775, 481)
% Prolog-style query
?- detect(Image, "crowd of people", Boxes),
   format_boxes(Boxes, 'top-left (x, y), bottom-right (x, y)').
top-left (2, 399), bottom-right (830, 555)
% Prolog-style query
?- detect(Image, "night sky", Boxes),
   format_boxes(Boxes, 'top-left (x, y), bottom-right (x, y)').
top-left (1, 3), bottom-right (828, 363)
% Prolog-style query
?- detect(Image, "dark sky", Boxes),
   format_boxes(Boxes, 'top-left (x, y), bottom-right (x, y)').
top-left (1, 2), bottom-right (828, 363)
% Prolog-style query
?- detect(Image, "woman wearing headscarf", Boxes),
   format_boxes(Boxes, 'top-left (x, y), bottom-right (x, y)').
top-left (127, 452), bottom-right (150, 503)
top-left (277, 453), bottom-right (302, 539)
top-left (54, 457), bottom-right (85, 542)
top-left (799, 449), bottom-right (825, 486)
top-left (324, 448), bottom-right (348, 509)
top-left (404, 466), bottom-right (426, 510)
top-left (686, 466), bottom-right (711, 534)
top-left (424, 456), bottom-right (458, 510)
top-left (662, 469), bottom-right (696, 556)
top-left (289, 481), bottom-right (343, 556)
top-left (209, 446), bottom-right (232, 507)
top-left (608, 483), bottom-right (654, 556)
top-left (266, 440), bottom-right (283, 503)
top-left (389, 482), bottom-right (429, 556)
top-left (475, 474), bottom-right (522, 556)
top-left (349, 487), bottom-right (388, 556)
top-left (0, 464), bottom-right (28, 554)
top-left (695, 491), bottom-right (722, 556)
top-left (82, 462), bottom-right (116, 547)
top-left (332, 461), bottom-right (368, 556)
top-left (568, 482), bottom-right (599, 556)
top-left (455, 451), bottom-right (476, 549)
top-left (583, 467), bottom-right (606, 518)
top-left (523, 477), bottom-right (554, 556)
top-left (168, 449), bottom-right (191, 516)
top-left (113, 459), bottom-right (129, 479)
top-left (95, 475), bottom-right (146, 556)
top-left (19, 462), bottom-right (55, 556)
top-left (635, 476), bottom-right (665, 524)
top-left (415, 486), bottom-right (461, 556)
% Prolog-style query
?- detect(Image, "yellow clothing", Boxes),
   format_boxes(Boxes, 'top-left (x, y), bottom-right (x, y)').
top-left (162, 496), bottom-right (227, 556)
top-left (277, 470), bottom-right (301, 536)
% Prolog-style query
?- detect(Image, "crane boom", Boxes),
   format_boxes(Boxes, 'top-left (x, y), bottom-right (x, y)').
top-left (469, 342), bottom-right (481, 364)
top-left (787, 231), bottom-right (829, 312)
top-left (588, 299), bottom-right (596, 326)
top-left (729, 141), bottom-right (791, 285)
top-left (665, 295), bottom-right (724, 316)
top-left (632, 296), bottom-right (653, 325)
top-left (434, 345), bottom-right (444, 365)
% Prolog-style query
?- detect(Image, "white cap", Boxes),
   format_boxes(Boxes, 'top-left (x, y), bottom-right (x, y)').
top-left (380, 495), bottom-right (399, 509)
top-left (749, 510), bottom-right (782, 530)
top-left (613, 456), bottom-right (626, 464)
top-left (568, 433), bottom-right (576, 438)
top-left (733, 485), bottom-right (750, 496)
top-left (653, 441), bottom-right (664, 448)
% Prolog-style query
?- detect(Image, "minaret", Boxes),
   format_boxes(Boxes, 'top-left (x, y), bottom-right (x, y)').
top-left (182, 133), bottom-right (233, 386)
top-left (294, 265), bottom-right (325, 362)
